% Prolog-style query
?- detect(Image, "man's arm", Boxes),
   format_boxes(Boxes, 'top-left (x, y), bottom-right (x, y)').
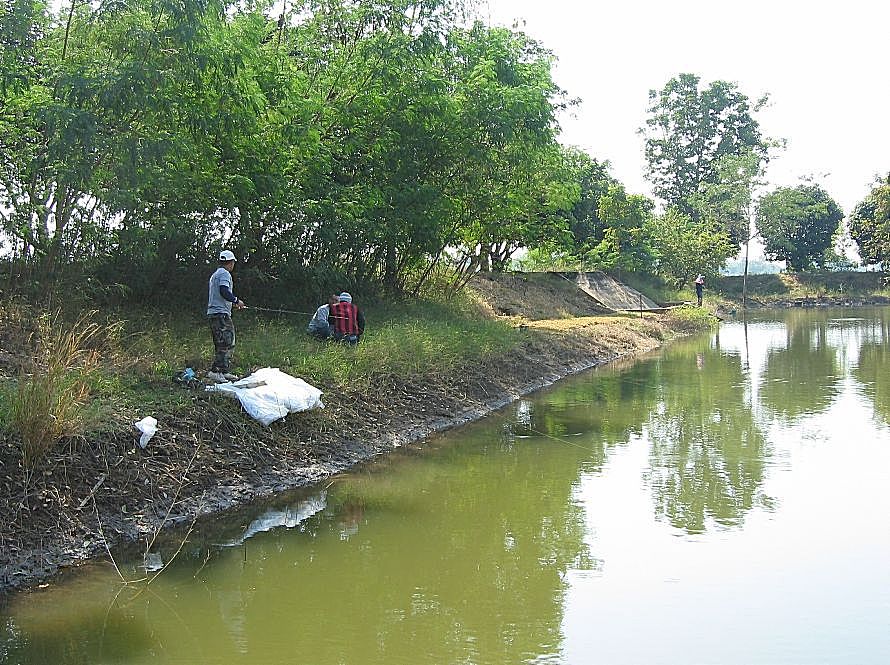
top-left (219, 284), bottom-right (246, 309)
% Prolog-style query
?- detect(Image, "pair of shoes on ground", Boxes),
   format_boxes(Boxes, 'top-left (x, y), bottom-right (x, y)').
top-left (207, 371), bottom-right (239, 383)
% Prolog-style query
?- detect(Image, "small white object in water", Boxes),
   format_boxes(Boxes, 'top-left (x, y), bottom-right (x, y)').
top-left (143, 552), bottom-right (164, 572)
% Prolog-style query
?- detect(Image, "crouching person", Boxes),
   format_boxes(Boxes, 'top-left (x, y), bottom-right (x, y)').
top-left (330, 292), bottom-right (365, 345)
top-left (307, 294), bottom-right (338, 340)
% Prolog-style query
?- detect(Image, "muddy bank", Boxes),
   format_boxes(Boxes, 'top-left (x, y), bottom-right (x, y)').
top-left (0, 315), bottom-right (690, 595)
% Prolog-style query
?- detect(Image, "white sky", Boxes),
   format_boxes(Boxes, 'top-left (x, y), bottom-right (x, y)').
top-left (482, 0), bottom-right (890, 216)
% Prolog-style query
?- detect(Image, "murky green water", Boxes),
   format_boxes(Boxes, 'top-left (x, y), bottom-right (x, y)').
top-left (3, 308), bottom-right (890, 665)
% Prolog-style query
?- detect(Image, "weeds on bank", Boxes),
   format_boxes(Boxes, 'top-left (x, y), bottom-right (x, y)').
top-left (7, 311), bottom-right (120, 471)
top-left (665, 305), bottom-right (717, 332)
top-left (121, 298), bottom-right (521, 403)
top-left (245, 307), bottom-right (520, 388)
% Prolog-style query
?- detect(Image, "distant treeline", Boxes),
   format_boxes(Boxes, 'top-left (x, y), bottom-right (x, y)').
top-left (2, 1), bottom-right (886, 307)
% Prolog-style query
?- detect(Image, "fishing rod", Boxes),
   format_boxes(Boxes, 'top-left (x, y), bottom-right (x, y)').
top-left (247, 305), bottom-right (351, 320)
top-left (246, 305), bottom-right (313, 316)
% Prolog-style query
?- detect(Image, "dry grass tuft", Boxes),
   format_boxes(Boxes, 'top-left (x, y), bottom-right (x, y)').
top-left (9, 311), bottom-right (112, 470)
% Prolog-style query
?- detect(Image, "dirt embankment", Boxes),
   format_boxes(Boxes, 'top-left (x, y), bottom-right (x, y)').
top-left (0, 274), bottom-right (698, 595)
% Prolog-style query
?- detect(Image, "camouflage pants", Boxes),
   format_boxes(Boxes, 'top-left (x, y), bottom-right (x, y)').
top-left (209, 314), bottom-right (235, 372)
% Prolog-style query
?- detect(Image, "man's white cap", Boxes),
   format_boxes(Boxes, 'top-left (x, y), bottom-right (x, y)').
top-left (219, 250), bottom-right (237, 262)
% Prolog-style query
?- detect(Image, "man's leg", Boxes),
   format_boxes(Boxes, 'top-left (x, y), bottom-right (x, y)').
top-left (309, 322), bottom-right (331, 340)
top-left (209, 314), bottom-right (236, 372)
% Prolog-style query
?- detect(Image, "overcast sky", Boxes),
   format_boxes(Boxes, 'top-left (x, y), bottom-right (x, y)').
top-left (482, 0), bottom-right (889, 215)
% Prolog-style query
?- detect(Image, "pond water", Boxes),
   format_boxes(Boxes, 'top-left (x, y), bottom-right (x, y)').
top-left (3, 308), bottom-right (890, 664)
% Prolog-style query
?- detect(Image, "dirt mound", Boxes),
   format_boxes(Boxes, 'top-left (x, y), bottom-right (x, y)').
top-left (469, 272), bottom-right (610, 320)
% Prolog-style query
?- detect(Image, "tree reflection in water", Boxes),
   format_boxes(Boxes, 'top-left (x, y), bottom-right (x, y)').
top-left (644, 341), bottom-right (770, 533)
top-left (852, 312), bottom-right (890, 427)
top-left (760, 309), bottom-right (842, 422)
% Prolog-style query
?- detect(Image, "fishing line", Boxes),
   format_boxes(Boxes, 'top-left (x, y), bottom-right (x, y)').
top-left (522, 425), bottom-right (597, 453)
top-left (246, 305), bottom-right (313, 316)
top-left (492, 416), bottom-right (597, 453)
top-left (248, 306), bottom-right (356, 324)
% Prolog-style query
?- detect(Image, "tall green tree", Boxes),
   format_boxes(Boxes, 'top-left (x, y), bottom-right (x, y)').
top-left (641, 73), bottom-right (770, 240)
top-left (513, 151), bottom-right (655, 275)
top-left (440, 23), bottom-right (574, 284)
top-left (560, 148), bottom-right (615, 249)
top-left (755, 183), bottom-right (844, 271)
top-left (690, 149), bottom-right (767, 306)
top-left (848, 174), bottom-right (890, 267)
top-left (582, 183), bottom-right (654, 272)
top-left (644, 208), bottom-right (735, 286)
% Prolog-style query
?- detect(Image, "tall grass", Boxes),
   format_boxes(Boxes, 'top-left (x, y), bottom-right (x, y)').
top-left (242, 303), bottom-right (521, 389)
top-left (123, 297), bottom-right (521, 395)
top-left (664, 305), bottom-right (717, 333)
top-left (10, 311), bottom-right (109, 470)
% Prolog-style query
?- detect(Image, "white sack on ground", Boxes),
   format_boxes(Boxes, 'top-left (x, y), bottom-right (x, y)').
top-left (206, 367), bottom-right (324, 426)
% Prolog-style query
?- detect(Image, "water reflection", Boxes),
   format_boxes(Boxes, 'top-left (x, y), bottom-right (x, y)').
top-left (515, 338), bottom-right (770, 534)
top-left (646, 343), bottom-right (769, 533)
top-left (1, 583), bottom-right (155, 665)
top-left (851, 312), bottom-right (890, 427)
top-left (4, 308), bottom-right (890, 664)
top-left (2, 426), bottom-right (596, 665)
top-left (760, 309), bottom-right (842, 421)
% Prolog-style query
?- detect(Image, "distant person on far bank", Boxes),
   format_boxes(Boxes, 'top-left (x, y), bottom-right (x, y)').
top-left (330, 292), bottom-right (365, 345)
top-left (307, 294), bottom-right (338, 340)
top-left (694, 274), bottom-right (705, 307)
top-left (207, 250), bottom-right (246, 382)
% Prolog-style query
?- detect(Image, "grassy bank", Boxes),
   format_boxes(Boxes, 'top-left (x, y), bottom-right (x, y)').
top-left (0, 278), bottom-right (712, 593)
top-left (614, 270), bottom-right (890, 310)
top-left (0, 293), bottom-right (522, 441)
top-left (713, 271), bottom-right (889, 304)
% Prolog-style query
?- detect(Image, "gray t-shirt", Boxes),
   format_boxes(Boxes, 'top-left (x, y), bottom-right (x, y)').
top-left (308, 304), bottom-right (330, 332)
top-left (207, 267), bottom-right (234, 315)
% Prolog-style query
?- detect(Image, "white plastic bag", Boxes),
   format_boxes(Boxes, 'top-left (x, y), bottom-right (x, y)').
top-left (206, 368), bottom-right (324, 426)
top-left (135, 416), bottom-right (158, 448)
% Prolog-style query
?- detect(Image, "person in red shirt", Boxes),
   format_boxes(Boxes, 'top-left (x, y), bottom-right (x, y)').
top-left (329, 292), bottom-right (365, 345)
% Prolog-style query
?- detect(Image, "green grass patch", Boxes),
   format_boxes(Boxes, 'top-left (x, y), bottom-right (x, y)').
top-left (664, 305), bottom-right (718, 333)
top-left (111, 295), bottom-right (522, 409)
top-left (0, 295), bottom-right (522, 437)
top-left (714, 271), bottom-right (889, 301)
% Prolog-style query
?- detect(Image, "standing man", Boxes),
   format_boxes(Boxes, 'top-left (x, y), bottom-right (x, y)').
top-left (694, 274), bottom-right (705, 307)
top-left (329, 292), bottom-right (365, 345)
top-left (207, 250), bottom-right (246, 382)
